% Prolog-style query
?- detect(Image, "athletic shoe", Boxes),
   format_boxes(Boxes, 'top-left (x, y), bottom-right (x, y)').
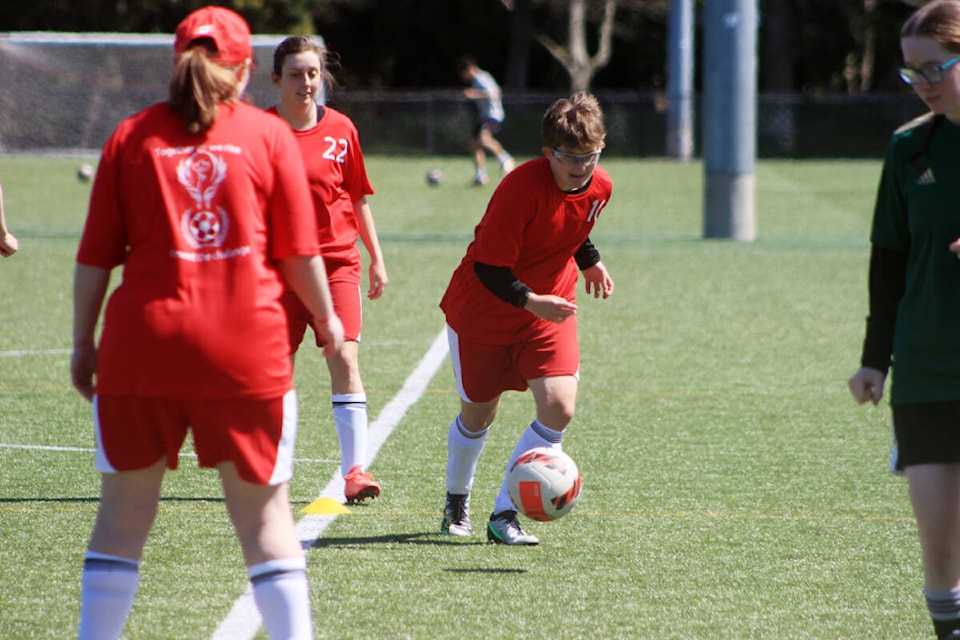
top-left (344, 466), bottom-right (380, 504)
top-left (486, 510), bottom-right (539, 546)
top-left (472, 174), bottom-right (488, 186)
top-left (440, 492), bottom-right (471, 536)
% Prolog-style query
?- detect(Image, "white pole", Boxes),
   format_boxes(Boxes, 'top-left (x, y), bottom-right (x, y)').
top-left (702, 0), bottom-right (757, 241)
top-left (666, 0), bottom-right (694, 161)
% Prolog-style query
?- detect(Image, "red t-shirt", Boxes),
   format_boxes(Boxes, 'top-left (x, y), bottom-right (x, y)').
top-left (440, 157), bottom-right (612, 345)
top-left (266, 105), bottom-right (374, 274)
top-left (77, 101), bottom-right (319, 399)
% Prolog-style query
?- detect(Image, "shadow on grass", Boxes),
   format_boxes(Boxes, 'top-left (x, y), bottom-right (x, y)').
top-left (0, 496), bottom-right (225, 503)
top-left (308, 531), bottom-right (488, 549)
top-left (443, 567), bottom-right (528, 574)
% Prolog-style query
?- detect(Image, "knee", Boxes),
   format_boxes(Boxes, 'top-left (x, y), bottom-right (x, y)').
top-left (539, 399), bottom-right (575, 430)
top-left (459, 403), bottom-right (498, 432)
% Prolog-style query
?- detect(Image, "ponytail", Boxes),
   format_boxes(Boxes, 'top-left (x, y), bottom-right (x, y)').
top-left (168, 46), bottom-right (241, 134)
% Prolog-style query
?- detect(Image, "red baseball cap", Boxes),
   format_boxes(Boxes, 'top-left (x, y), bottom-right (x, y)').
top-left (174, 6), bottom-right (253, 66)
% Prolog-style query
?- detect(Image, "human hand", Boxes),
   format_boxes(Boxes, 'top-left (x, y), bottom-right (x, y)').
top-left (0, 231), bottom-right (18, 257)
top-left (950, 238), bottom-right (960, 258)
top-left (524, 293), bottom-right (577, 323)
top-left (317, 314), bottom-right (345, 358)
top-left (367, 262), bottom-right (388, 300)
top-left (847, 367), bottom-right (886, 406)
top-left (582, 262), bottom-right (614, 299)
top-left (71, 344), bottom-right (98, 402)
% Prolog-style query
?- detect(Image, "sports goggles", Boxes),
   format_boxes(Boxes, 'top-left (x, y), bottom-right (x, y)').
top-left (551, 148), bottom-right (602, 166)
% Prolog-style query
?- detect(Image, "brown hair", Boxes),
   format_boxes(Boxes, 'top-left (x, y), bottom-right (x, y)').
top-left (541, 92), bottom-right (606, 150)
top-left (168, 43), bottom-right (242, 134)
top-left (902, 0), bottom-right (960, 53)
top-left (271, 36), bottom-right (338, 93)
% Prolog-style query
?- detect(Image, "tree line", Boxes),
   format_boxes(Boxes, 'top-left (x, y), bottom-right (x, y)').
top-left (0, 0), bottom-right (921, 94)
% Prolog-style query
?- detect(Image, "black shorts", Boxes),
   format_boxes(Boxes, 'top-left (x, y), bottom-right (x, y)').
top-left (892, 401), bottom-right (960, 471)
top-left (472, 118), bottom-right (503, 139)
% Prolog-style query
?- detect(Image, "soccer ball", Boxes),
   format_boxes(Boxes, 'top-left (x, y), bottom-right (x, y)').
top-left (76, 163), bottom-right (93, 182)
top-left (425, 168), bottom-right (443, 186)
top-left (507, 447), bottom-right (582, 522)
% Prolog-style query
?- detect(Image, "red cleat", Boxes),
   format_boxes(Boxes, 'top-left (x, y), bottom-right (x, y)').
top-left (344, 466), bottom-right (380, 504)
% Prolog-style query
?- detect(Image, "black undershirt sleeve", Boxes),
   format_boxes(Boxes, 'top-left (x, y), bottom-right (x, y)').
top-left (474, 238), bottom-right (603, 308)
top-left (574, 237), bottom-right (601, 270)
top-left (860, 244), bottom-right (907, 373)
top-left (474, 262), bottom-right (532, 308)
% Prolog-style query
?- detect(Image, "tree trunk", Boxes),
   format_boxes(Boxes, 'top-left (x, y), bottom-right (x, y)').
top-left (536, 0), bottom-right (617, 93)
top-left (759, 0), bottom-right (796, 91)
top-left (505, 0), bottom-right (535, 90)
top-left (859, 0), bottom-right (877, 93)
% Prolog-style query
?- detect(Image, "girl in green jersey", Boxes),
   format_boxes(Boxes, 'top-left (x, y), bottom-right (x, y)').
top-left (850, 2), bottom-right (960, 637)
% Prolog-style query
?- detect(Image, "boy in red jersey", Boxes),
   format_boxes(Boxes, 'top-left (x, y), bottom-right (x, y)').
top-left (439, 93), bottom-right (614, 545)
top-left (71, 8), bottom-right (342, 639)
top-left (268, 36), bottom-right (388, 504)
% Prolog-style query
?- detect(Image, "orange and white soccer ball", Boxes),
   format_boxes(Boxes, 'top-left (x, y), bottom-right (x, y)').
top-left (507, 447), bottom-right (582, 522)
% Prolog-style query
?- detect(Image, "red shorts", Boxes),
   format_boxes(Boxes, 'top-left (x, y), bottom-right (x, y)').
top-left (446, 320), bottom-right (580, 403)
top-left (282, 279), bottom-right (362, 349)
top-left (93, 391), bottom-right (298, 485)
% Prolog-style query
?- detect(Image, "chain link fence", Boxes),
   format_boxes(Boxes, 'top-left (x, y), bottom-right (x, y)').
top-left (0, 33), bottom-right (927, 158)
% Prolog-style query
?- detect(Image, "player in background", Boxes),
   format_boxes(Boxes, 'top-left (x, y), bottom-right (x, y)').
top-left (269, 36), bottom-right (388, 505)
top-left (848, 2), bottom-right (960, 638)
top-left (439, 92), bottom-right (614, 545)
top-left (71, 8), bottom-right (343, 639)
top-left (0, 180), bottom-right (19, 257)
top-left (458, 55), bottom-right (515, 186)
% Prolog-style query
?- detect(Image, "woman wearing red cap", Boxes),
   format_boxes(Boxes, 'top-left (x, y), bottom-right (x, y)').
top-left (268, 35), bottom-right (389, 506)
top-left (71, 7), bottom-right (339, 639)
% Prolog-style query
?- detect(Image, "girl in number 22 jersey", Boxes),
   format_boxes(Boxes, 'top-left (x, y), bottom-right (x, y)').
top-left (268, 36), bottom-right (389, 505)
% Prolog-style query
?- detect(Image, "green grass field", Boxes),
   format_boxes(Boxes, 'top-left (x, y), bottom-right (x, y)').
top-left (0, 154), bottom-right (928, 639)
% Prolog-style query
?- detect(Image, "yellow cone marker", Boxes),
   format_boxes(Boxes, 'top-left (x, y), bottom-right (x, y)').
top-left (300, 498), bottom-right (352, 515)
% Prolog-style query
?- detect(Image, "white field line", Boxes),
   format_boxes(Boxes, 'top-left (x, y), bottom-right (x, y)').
top-left (210, 328), bottom-right (449, 640)
top-left (0, 349), bottom-right (71, 357)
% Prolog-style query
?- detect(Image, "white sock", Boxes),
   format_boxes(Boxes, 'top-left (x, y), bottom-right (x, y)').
top-left (446, 415), bottom-right (487, 495)
top-left (249, 557), bottom-right (313, 640)
top-left (332, 393), bottom-right (367, 476)
top-left (493, 420), bottom-right (564, 514)
top-left (77, 551), bottom-right (140, 640)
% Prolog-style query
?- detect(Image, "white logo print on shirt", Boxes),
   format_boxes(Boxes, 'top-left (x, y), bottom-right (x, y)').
top-left (177, 150), bottom-right (229, 249)
top-left (916, 167), bottom-right (936, 186)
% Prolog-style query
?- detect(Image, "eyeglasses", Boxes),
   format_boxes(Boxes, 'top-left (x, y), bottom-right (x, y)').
top-left (551, 148), bottom-right (602, 166)
top-left (899, 55), bottom-right (960, 85)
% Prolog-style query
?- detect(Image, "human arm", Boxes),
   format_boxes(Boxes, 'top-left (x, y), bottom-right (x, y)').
top-left (463, 87), bottom-right (491, 100)
top-left (848, 244), bottom-right (906, 406)
top-left (473, 261), bottom-right (576, 323)
top-left (463, 71), bottom-right (500, 101)
top-left (277, 255), bottom-right (344, 356)
top-left (574, 238), bottom-right (614, 299)
top-left (71, 263), bottom-right (111, 402)
top-left (353, 196), bottom-right (388, 300)
top-left (0, 181), bottom-right (19, 257)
